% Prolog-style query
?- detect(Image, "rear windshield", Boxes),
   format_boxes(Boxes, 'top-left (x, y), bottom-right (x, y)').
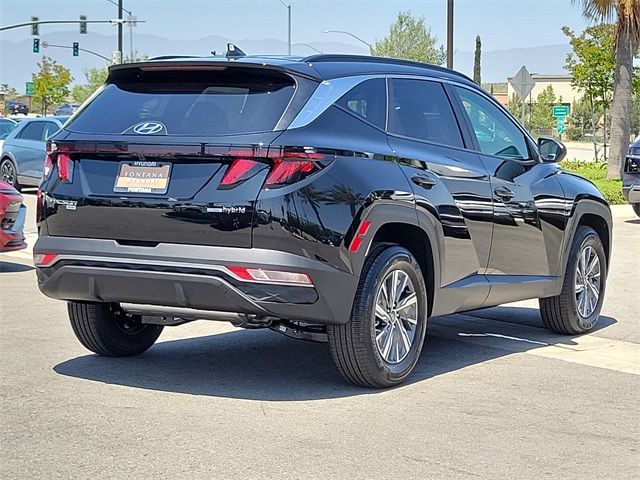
top-left (67, 68), bottom-right (296, 136)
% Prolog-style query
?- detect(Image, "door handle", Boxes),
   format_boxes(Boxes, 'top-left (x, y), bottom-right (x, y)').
top-left (494, 186), bottom-right (515, 200)
top-left (411, 174), bottom-right (436, 188)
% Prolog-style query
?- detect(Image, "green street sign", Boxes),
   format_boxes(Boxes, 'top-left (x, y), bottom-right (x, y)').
top-left (556, 117), bottom-right (566, 135)
top-left (25, 81), bottom-right (35, 96)
top-left (552, 105), bottom-right (570, 117)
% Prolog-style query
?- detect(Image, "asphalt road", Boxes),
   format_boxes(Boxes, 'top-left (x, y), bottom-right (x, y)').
top-left (1, 193), bottom-right (638, 479)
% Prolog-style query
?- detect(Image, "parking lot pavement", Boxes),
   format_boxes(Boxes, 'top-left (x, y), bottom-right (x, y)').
top-left (1, 195), bottom-right (638, 479)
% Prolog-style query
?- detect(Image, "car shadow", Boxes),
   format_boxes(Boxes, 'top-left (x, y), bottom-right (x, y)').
top-left (624, 219), bottom-right (640, 225)
top-left (0, 260), bottom-right (34, 273)
top-left (53, 307), bottom-right (618, 401)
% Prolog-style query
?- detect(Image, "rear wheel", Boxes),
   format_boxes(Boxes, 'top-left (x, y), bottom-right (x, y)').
top-left (328, 245), bottom-right (428, 388)
top-left (68, 301), bottom-right (163, 356)
top-left (0, 158), bottom-right (19, 190)
top-left (539, 226), bottom-right (606, 335)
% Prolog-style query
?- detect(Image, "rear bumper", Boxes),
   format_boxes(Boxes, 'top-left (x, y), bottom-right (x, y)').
top-left (34, 236), bottom-right (358, 325)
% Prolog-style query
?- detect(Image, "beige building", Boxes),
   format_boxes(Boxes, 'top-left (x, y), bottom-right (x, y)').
top-left (506, 74), bottom-right (581, 104)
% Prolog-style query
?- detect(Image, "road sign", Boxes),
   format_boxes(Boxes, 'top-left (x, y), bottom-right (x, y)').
top-left (552, 105), bottom-right (570, 117)
top-left (25, 82), bottom-right (35, 96)
top-left (509, 66), bottom-right (535, 101)
top-left (556, 117), bottom-right (566, 135)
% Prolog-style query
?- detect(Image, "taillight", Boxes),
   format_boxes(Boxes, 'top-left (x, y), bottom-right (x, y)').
top-left (220, 158), bottom-right (260, 187)
top-left (45, 142), bottom-right (74, 183)
top-left (265, 158), bottom-right (315, 186)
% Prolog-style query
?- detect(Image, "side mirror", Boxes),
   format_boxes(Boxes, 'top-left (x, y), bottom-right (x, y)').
top-left (538, 137), bottom-right (567, 163)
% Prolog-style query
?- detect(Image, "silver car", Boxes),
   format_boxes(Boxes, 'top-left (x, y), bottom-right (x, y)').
top-left (0, 116), bottom-right (68, 189)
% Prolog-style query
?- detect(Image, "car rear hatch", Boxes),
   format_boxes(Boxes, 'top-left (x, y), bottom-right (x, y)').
top-left (43, 61), bottom-right (320, 248)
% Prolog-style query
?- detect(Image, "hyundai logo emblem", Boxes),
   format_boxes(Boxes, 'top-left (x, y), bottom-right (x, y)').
top-left (131, 122), bottom-right (165, 135)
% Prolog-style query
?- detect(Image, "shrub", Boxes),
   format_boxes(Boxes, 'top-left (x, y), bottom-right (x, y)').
top-left (559, 160), bottom-right (625, 204)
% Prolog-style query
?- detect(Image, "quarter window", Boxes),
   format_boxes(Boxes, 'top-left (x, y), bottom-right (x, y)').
top-left (388, 78), bottom-right (463, 147)
top-left (454, 87), bottom-right (529, 160)
top-left (335, 78), bottom-right (386, 130)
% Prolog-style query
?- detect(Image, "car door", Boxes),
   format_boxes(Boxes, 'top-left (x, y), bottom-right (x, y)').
top-left (17, 120), bottom-right (59, 181)
top-left (450, 85), bottom-right (559, 288)
top-left (386, 77), bottom-right (495, 312)
top-left (13, 121), bottom-right (47, 180)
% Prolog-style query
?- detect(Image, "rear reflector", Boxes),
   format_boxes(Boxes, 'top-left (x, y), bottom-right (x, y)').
top-left (227, 266), bottom-right (313, 286)
top-left (33, 253), bottom-right (58, 267)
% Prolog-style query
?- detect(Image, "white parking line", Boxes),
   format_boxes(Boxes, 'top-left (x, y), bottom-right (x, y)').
top-left (431, 315), bottom-right (640, 376)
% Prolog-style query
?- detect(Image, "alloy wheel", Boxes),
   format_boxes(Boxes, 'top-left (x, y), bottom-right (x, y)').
top-left (374, 269), bottom-right (418, 364)
top-left (1, 160), bottom-right (16, 186)
top-left (574, 244), bottom-right (601, 320)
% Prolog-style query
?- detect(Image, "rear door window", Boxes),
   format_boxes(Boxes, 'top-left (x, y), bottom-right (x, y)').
top-left (335, 78), bottom-right (386, 130)
top-left (67, 68), bottom-right (297, 136)
top-left (388, 78), bottom-right (463, 147)
top-left (18, 122), bottom-right (46, 141)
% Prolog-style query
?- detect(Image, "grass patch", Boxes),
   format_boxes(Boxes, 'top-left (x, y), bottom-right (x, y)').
top-left (559, 160), bottom-right (625, 205)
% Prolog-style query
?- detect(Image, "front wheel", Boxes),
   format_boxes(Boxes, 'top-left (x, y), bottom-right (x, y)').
top-left (539, 226), bottom-right (606, 335)
top-left (68, 301), bottom-right (163, 356)
top-left (328, 245), bottom-right (428, 388)
top-left (633, 203), bottom-right (640, 218)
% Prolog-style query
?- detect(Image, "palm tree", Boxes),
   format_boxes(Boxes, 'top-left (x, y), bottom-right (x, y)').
top-left (573, 0), bottom-right (640, 179)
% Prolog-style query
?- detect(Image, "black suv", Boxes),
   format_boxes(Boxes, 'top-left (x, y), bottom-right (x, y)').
top-left (35, 55), bottom-right (612, 388)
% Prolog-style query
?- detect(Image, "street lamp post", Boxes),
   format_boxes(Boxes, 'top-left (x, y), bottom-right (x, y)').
top-left (292, 42), bottom-right (322, 54)
top-left (323, 29), bottom-right (371, 52)
top-left (446, 0), bottom-right (454, 69)
top-left (279, 0), bottom-right (292, 55)
top-left (105, 0), bottom-right (134, 60)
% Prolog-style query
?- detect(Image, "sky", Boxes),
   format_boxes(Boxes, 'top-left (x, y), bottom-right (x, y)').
top-left (1, 0), bottom-right (591, 53)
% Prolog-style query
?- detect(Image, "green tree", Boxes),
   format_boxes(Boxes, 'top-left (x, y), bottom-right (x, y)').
top-left (32, 56), bottom-right (73, 115)
top-left (71, 66), bottom-right (108, 104)
top-left (572, 0), bottom-right (640, 179)
top-left (567, 95), bottom-right (603, 141)
top-left (563, 24), bottom-right (615, 162)
top-left (371, 11), bottom-right (446, 65)
top-left (529, 85), bottom-right (557, 130)
top-left (473, 35), bottom-right (482, 84)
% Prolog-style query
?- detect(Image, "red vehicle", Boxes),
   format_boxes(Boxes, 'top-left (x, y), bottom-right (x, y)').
top-left (0, 180), bottom-right (26, 252)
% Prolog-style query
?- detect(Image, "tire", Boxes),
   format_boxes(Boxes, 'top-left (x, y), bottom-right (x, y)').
top-left (68, 301), bottom-right (163, 356)
top-left (328, 245), bottom-right (428, 388)
top-left (0, 158), bottom-right (19, 190)
top-left (633, 204), bottom-right (640, 218)
top-left (540, 226), bottom-right (606, 335)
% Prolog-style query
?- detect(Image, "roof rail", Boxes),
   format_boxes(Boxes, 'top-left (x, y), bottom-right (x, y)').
top-left (301, 54), bottom-right (472, 81)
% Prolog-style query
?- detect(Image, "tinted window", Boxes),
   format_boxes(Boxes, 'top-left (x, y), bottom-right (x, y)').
top-left (43, 122), bottom-right (61, 140)
top-left (18, 122), bottom-right (46, 141)
top-left (68, 69), bottom-right (296, 136)
top-left (335, 78), bottom-right (386, 129)
top-left (388, 79), bottom-right (463, 147)
top-left (455, 87), bottom-right (529, 160)
top-left (0, 121), bottom-right (17, 140)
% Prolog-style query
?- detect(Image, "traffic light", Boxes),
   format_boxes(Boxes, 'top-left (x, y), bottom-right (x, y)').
top-left (33, 38), bottom-right (40, 54)
top-left (31, 16), bottom-right (39, 36)
top-left (72, 42), bottom-right (79, 57)
top-left (79, 15), bottom-right (87, 34)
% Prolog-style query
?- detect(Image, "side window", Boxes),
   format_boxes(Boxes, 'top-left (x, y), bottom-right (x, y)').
top-left (388, 78), bottom-right (463, 147)
top-left (335, 78), bottom-right (386, 130)
top-left (454, 87), bottom-right (529, 160)
top-left (18, 122), bottom-right (46, 141)
top-left (43, 122), bottom-right (61, 140)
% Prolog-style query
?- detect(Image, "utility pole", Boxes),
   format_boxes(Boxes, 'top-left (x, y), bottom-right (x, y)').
top-left (279, 1), bottom-right (291, 55)
top-left (446, 0), bottom-right (454, 69)
top-left (118, 0), bottom-right (123, 61)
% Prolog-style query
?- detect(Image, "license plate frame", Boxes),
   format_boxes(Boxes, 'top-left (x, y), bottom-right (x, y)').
top-left (113, 161), bottom-right (171, 194)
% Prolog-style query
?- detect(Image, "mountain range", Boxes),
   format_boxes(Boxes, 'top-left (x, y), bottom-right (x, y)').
top-left (0, 31), bottom-right (572, 90)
